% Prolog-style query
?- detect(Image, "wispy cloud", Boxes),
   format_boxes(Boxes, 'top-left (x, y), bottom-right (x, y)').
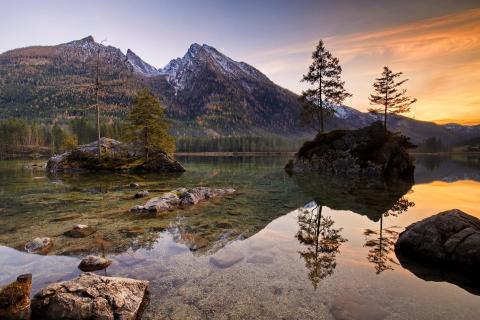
top-left (248, 9), bottom-right (480, 124)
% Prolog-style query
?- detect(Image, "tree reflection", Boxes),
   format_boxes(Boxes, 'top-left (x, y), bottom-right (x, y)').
top-left (364, 196), bottom-right (415, 273)
top-left (296, 204), bottom-right (347, 288)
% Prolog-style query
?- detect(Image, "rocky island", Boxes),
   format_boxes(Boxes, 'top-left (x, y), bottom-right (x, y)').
top-left (285, 121), bottom-right (415, 179)
top-left (46, 138), bottom-right (185, 174)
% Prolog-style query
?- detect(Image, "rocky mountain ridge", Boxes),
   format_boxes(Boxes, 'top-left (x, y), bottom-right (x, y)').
top-left (0, 36), bottom-right (478, 143)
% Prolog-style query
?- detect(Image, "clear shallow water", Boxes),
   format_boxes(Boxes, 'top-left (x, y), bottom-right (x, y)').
top-left (0, 154), bottom-right (479, 319)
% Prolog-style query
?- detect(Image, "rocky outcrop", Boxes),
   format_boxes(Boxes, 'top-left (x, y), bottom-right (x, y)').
top-left (395, 209), bottom-right (480, 269)
top-left (131, 187), bottom-right (235, 214)
top-left (0, 274), bottom-right (32, 320)
top-left (31, 273), bottom-right (149, 320)
top-left (24, 237), bottom-right (53, 254)
top-left (78, 255), bottom-right (112, 272)
top-left (285, 122), bottom-right (415, 179)
top-left (46, 138), bottom-right (185, 174)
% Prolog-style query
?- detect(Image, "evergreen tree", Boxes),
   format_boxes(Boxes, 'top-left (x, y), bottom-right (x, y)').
top-left (125, 89), bottom-right (175, 160)
top-left (300, 40), bottom-right (351, 133)
top-left (368, 67), bottom-right (417, 131)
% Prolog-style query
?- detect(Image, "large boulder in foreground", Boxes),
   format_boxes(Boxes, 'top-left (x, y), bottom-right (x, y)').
top-left (395, 209), bottom-right (480, 269)
top-left (285, 121), bottom-right (415, 179)
top-left (131, 187), bottom-right (235, 214)
top-left (46, 137), bottom-right (185, 173)
top-left (31, 273), bottom-right (149, 320)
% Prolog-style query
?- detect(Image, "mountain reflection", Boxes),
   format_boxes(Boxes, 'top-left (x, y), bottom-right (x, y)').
top-left (296, 203), bottom-right (347, 289)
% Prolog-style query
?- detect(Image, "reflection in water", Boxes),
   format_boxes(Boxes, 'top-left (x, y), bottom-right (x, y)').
top-left (296, 204), bottom-right (347, 288)
top-left (364, 196), bottom-right (415, 273)
top-left (291, 174), bottom-right (413, 222)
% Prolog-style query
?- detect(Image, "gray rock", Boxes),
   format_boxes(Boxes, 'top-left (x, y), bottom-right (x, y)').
top-left (129, 182), bottom-right (140, 188)
top-left (63, 224), bottom-right (96, 238)
top-left (25, 237), bottom-right (53, 254)
top-left (31, 272), bottom-right (149, 320)
top-left (210, 251), bottom-right (244, 269)
top-left (395, 209), bottom-right (480, 268)
top-left (78, 255), bottom-right (112, 272)
top-left (131, 187), bottom-right (235, 214)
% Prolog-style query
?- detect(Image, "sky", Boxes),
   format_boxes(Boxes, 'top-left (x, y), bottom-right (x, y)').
top-left (1, 0), bottom-right (479, 125)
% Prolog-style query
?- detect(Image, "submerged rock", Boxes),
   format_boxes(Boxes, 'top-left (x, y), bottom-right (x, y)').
top-left (46, 137), bottom-right (185, 173)
top-left (63, 224), bottom-right (96, 238)
top-left (31, 272), bottom-right (149, 320)
top-left (78, 255), bottom-right (112, 272)
top-left (395, 209), bottom-right (480, 269)
top-left (131, 187), bottom-right (235, 214)
top-left (25, 237), bottom-right (53, 254)
top-left (285, 121), bottom-right (415, 179)
top-left (0, 274), bottom-right (32, 320)
top-left (134, 190), bottom-right (149, 199)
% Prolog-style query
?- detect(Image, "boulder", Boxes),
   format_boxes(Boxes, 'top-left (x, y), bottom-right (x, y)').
top-left (285, 121), bottom-right (415, 179)
top-left (63, 224), bottom-right (96, 238)
top-left (25, 237), bottom-right (53, 254)
top-left (0, 274), bottom-right (32, 320)
top-left (78, 255), bottom-right (112, 272)
top-left (131, 187), bottom-right (235, 214)
top-left (46, 137), bottom-right (185, 173)
top-left (31, 273), bottom-right (149, 320)
top-left (134, 190), bottom-right (149, 199)
top-left (395, 209), bottom-right (480, 269)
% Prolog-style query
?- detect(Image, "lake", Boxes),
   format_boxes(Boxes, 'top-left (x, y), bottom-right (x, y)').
top-left (1, 154), bottom-right (479, 319)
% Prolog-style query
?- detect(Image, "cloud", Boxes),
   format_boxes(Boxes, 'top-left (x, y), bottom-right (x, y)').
top-left (248, 9), bottom-right (480, 125)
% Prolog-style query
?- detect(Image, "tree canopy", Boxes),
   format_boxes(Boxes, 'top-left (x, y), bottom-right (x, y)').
top-left (125, 89), bottom-right (175, 160)
top-left (300, 40), bottom-right (351, 133)
top-left (369, 66), bottom-right (417, 131)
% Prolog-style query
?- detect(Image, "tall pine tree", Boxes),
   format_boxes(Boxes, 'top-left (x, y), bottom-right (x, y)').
top-left (368, 67), bottom-right (417, 131)
top-left (125, 89), bottom-right (175, 161)
top-left (300, 40), bottom-right (351, 133)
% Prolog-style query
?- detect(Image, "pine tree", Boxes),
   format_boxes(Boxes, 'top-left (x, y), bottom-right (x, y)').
top-left (125, 89), bottom-right (175, 161)
top-left (300, 40), bottom-right (351, 133)
top-left (369, 67), bottom-right (417, 131)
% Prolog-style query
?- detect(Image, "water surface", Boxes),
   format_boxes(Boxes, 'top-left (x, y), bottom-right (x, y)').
top-left (0, 154), bottom-right (479, 319)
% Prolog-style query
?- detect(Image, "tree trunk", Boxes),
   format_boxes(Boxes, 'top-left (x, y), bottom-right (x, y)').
top-left (144, 128), bottom-right (149, 162)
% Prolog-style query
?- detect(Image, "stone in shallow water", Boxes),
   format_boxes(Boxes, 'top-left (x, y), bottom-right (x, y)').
top-left (131, 187), bottom-right (235, 214)
top-left (63, 224), bottom-right (96, 238)
top-left (0, 274), bottom-right (32, 320)
top-left (395, 209), bottom-right (480, 269)
top-left (78, 255), bottom-right (113, 272)
top-left (134, 190), bottom-right (149, 198)
top-left (129, 182), bottom-right (140, 188)
top-left (210, 250), bottom-right (244, 269)
top-left (24, 237), bottom-right (53, 254)
top-left (31, 272), bottom-right (149, 320)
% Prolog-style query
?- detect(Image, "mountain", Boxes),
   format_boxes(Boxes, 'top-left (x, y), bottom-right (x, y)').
top-left (326, 105), bottom-right (480, 145)
top-left (158, 43), bottom-right (301, 136)
top-left (0, 36), bottom-right (479, 143)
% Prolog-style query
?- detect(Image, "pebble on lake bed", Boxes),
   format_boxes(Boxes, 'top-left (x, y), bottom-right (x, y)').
top-left (78, 255), bottom-right (112, 272)
top-left (134, 190), bottom-right (149, 198)
top-left (63, 224), bottom-right (96, 238)
top-left (24, 237), bottom-right (53, 254)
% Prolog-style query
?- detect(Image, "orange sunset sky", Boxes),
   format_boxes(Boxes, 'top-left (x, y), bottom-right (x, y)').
top-left (247, 8), bottom-right (480, 125)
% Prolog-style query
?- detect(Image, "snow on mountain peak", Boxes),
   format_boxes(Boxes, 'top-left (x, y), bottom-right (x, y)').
top-left (126, 49), bottom-right (161, 77)
top-left (162, 43), bottom-right (269, 93)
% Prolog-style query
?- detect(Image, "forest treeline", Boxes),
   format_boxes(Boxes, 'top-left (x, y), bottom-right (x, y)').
top-left (0, 117), bottom-right (305, 157)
